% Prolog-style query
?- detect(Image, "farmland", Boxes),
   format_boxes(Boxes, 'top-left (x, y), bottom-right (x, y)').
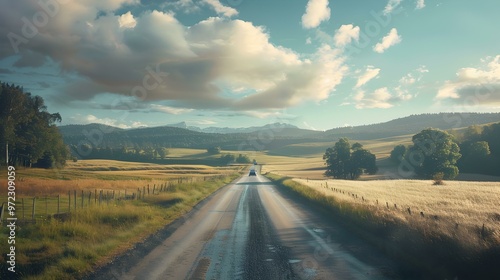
top-left (0, 158), bottom-right (242, 279)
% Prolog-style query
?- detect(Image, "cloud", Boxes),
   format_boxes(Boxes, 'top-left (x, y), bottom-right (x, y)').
top-left (0, 2), bottom-right (348, 112)
top-left (150, 104), bottom-right (194, 115)
top-left (383, 0), bottom-right (402, 15)
top-left (333, 24), bottom-right (360, 47)
top-left (373, 28), bottom-right (402, 53)
top-left (302, 0), bottom-right (331, 29)
top-left (68, 114), bottom-right (146, 129)
top-left (354, 88), bottom-right (393, 109)
top-left (203, 0), bottom-right (238, 17)
top-left (355, 66), bottom-right (380, 88)
top-left (354, 87), bottom-right (411, 109)
top-left (399, 66), bottom-right (427, 85)
top-left (416, 0), bottom-right (425, 10)
top-left (118, 11), bottom-right (136, 28)
top-left (436, 56), bottom-right (500, 105)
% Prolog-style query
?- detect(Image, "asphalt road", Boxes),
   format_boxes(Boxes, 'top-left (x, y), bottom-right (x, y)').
top-left (91, 171), bottom-right (405, 280)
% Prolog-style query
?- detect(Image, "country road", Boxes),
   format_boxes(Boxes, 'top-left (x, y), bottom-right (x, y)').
top-left (90, 170), bottom-right (406, 280)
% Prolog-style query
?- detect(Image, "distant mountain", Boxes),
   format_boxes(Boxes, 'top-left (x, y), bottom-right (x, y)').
top-left (163, 122), bottom-right (302, 134)
top-left (58, 113), bottom-right (500, 152)
top-left (324, 113), bottom-right (500, 140)
top-left (58, 123), bottom-right (124, 137)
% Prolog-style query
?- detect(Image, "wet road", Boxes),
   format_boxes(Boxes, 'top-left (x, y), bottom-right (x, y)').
top-left (95, 171), bottom-right (403, 280)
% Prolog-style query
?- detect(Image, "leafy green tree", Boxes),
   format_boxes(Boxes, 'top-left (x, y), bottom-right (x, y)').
top-left (408, 128), bottom-right (461, 179)
top-left (156, 147), bottom-right (168, 159)
top-left (323, 138), bottom-right (378, 179)
top-left (390, 144), bottom-right (407, 163)
top-left (0, 82), bottom-right (67, 167)
top-left (219, 154), bottom-right (235, 165)
top-left (236, 154), bottom-right (251, 163)
top-left (458, 141), bottom-right (490, 174)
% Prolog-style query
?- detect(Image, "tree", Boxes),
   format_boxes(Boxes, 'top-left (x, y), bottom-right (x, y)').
top-left (236, 154), bottom-right (251, 163)
top-left (323, 138), bottom-right (351, 179)
top-left (390, 144), bottom-right (407, 163)
top-left (0, 82), bottom-right (67, 167)
top-left (207, 146), bottom-right (221, 155)
top-left (458, 141), bottom-right (490, 174)
top-left (323, 138), bottom-right (378, 180)
top-left (156, 147), bottom-right (168, 159)
top-left (408, 128), bottom-right (461, 179)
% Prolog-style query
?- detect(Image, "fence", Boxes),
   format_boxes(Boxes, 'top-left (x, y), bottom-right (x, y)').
top-left (0, 175), bottom-right (227, 224)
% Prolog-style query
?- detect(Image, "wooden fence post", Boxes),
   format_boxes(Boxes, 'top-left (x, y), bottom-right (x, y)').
top-left (99, 190), bottom-right (102, 205)
top-left (68, 191), bottom-right (71, 212)
top-left (143, 186), bottom-right (146, 199)
top-left (95, 189), bottom-right (97, 205)
top-left (88, 191), bottom-right (91, 206)
top-left (32, 197), bottom-right (36, 220)
top-left (0, 203), bottom-right (5, 224)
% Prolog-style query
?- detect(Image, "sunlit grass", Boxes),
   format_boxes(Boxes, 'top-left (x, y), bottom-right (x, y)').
top-left (0, 163), bottom-right (240, 279)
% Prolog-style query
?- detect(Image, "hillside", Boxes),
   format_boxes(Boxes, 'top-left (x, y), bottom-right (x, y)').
top-left (58, 113), bottom-right (500, 152)
top-left (324, 113), bottom-right (500, 140)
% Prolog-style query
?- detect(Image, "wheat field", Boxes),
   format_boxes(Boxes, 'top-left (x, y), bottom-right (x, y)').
top-left (294, 178), bottom-right (500, 246)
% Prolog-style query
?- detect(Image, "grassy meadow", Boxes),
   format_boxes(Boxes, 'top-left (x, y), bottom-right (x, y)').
top-left (259, 134), bottom-right (500, 278)
top-left (0, 156), bottom-right (242, 279)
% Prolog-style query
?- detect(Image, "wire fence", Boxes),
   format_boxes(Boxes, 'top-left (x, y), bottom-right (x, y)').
top-left (1, 175), bottom-right (227, 224)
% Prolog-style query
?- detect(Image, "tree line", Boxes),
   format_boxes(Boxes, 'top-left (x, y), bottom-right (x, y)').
top-left (390, 124), bottom-right (500, 179)
top-left (0, 82), bottom-right (68, 168)
top-left (323, 138), bottom-right (378, 180)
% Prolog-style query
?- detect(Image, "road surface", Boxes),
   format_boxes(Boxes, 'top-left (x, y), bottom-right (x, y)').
top-left (91, 171), bottom-right (405, 279)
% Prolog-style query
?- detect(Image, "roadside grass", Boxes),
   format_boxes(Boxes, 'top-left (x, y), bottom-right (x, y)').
top-left (266, 174), bottom-right (500, 279)
top-left (0, 165), bottom-right (240, 279)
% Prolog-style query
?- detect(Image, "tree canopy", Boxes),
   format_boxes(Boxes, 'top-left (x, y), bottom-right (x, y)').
top-left (323, 138), bottom-right (377, 180)
top-left (0, 82), bottom-right (67, 168)
top-left (408, 128), bottom-right (461, 179)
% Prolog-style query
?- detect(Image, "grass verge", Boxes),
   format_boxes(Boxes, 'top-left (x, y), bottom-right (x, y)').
top-left (0, 173), bottom-right (239, 280)
top-left (265, 173), bottom-right (500, 280)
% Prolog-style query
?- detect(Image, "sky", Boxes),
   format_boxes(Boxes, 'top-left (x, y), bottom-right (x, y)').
top-left (0, 0), bottom-right (499, 131)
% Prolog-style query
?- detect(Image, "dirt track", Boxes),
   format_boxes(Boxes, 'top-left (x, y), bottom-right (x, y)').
top-left (88, 171), bottom-right (407, 279)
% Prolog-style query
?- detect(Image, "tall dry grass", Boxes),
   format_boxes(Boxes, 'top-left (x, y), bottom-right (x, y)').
top-left (294, 178), bottom-right (500, 246)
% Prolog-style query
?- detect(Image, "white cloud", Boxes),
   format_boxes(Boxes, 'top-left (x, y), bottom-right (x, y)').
top-left (203, 0), bottom-right (238, 17)
top-left (150, 104), bottom-right (194, 115)
top-left (0, 3), bottom-right (348, 111)
top-left (355, 66), bottom-right (380, 88)
top-left (373, 28), bottom-right (402, 53)
top-left (119, 11), bottom-right (136, 28)
top-left (416, 0), bottom-right (425, 10)
top-left (69, 114), bottom-right (144, 129)
top-left (436, 56), bottom-right (500, 105)
top-left (334, 24), bottom-right (360, 47)
top-left (302, 0), bottom-right (331, 29)
top-left (354, 86), bottom-right (412, 109)
top-left (399, 74), bottom-right (416, 85)
top-left (306, 37), bottom-right (312, 45)
top-left (353, 88), bottom-right (393, 109)
top-left (383, 0), bottom-right (402, 15)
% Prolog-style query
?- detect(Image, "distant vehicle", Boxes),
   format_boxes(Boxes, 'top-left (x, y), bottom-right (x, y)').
top-left (249, 169), bottom-right (256, 176)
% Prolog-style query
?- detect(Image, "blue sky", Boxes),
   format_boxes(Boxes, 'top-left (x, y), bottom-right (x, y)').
top-left (0, 0), bottom-right (499, 130)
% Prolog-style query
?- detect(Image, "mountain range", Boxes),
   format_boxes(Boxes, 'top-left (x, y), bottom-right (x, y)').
top-left (58, 113), bottom-right (500, 150)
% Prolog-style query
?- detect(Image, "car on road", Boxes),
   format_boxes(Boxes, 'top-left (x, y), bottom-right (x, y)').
top-left (249, 169), bottom-right (256, 176)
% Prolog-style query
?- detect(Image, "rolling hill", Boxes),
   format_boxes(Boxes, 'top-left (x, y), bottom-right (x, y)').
top-left (58, 113), bottom-right (500, 151)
